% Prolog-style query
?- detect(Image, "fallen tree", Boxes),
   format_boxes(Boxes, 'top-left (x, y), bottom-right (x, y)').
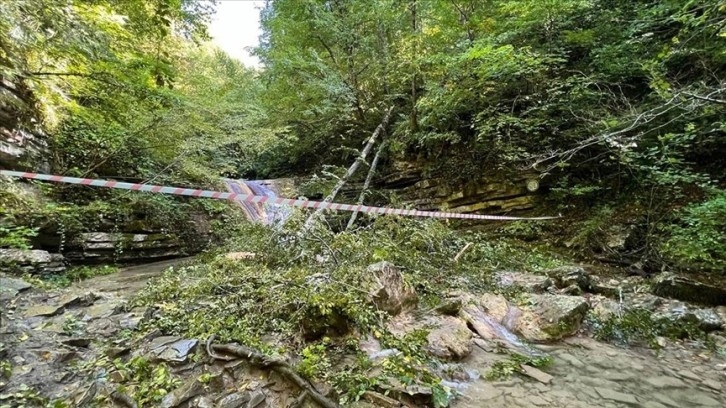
top-left (303, 106), bottom-right (394, 230)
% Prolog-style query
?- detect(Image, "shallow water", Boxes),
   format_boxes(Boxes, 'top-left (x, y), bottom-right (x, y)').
top-left (454, 336), bottom-right (725, 408)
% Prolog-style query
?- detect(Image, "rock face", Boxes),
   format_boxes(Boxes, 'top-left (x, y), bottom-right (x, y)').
top-left (0, 248), bottom-right (66, 275)
top-left (652, 273), bottom-right (726, 306)
top-left (364, 262), bottom-right (417, 315)
top-left (467, 293), bottom-right (590, 343)
top-left (64, 232), bottom-right (185, 263)
top-left (364, 159), bottom-right (542, 215)
top-left (0, 78), bottom-right (50, 172)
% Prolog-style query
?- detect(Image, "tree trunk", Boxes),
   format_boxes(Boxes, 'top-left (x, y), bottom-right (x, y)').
top-left (303, 107), bottom-right (394, 230)
top-left (346, 141), bottom-right (386, 230)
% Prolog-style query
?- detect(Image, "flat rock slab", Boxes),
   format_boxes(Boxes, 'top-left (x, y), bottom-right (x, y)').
top-left (24, 305), bottom-right (62, 318)
top-left (594, 387), bottom-right (639, 405)
top-left (154, 339), bottom-right (199, 362)
top-left (0, 275), bottom-right (32, 300)
top-left (520, 364), bottom-right (553, 384)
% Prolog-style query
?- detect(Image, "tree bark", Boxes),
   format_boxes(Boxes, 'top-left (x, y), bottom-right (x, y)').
top-left (303, 107), bottom-right (394, 230)
top-left (346, 141), bottom-right (386, 230)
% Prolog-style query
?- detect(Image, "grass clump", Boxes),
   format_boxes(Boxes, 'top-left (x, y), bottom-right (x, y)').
top-left (485, 353), bottom-right (553, 380)
top-left (592, 308), bottom-right (712, 348)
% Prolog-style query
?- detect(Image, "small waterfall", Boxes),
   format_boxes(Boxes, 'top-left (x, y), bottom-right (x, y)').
top-left (222, 178), bottom-right (292, 225)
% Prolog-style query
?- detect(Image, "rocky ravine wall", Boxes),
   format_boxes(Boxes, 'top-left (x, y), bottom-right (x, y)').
top-left (375, 160), bottom-right (543, 215)
top-left (0, 78), bottom-right (50, 172)
top-left (1, 79), bottom-right (211, 272)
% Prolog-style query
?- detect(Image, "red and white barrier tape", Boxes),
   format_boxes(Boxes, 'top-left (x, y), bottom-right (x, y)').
top-left (0, 170), bottom-right (559, 221)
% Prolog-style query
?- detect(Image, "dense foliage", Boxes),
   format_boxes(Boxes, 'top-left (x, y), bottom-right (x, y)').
top-left (257, 0), bottom-right (725, 271)
top-left (1, 1), bottom-right (724, 266)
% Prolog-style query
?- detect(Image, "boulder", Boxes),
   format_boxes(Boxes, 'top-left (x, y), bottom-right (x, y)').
top-left (387, 314), bottom-right (472, 360)
top-left (546, 266), bottom-right (592, 291)
top-left (652, 273), bottom-right (726, 306)
top-left (472, 293), bottom-right (589, 342)
top-left (516, 294), bottom-right (590, 342)
top-left (364, 262), bottom-right (417, 315)
top-left (0, 249), bottom-right (66, 275)
top-left (494, 271), bottom-right (553, 293)
top-left (422, 315), bottom-right (472, 360)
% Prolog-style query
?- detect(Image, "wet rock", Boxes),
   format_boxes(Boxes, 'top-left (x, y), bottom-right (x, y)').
top-left (364, 262), bottom-right (417, 315)
top-left (247, 390), bottom-right (266, 408)
top-left (149, 336), bottom-right (181, 349)
top-left (217, 392), bottom-right (251, 408)
top-left (515, 294), bottom-right (590, 342)
top-left (153, 339), bottom-right (198, 363)
top-left (652, 273), bottom-right (726, 306)
top-left (160, 377), bottom-right (206, 408)
top-left (680, 392), bottom-right (721, 406)
top-left (24, 304), bottom-right (62, 318)
top-left (494, 271), bottom-right (553, 293)
top-left (702, 379), bottom-right (722, 391)
top-left (645, 376), bottom-right (687, 388)
top-left (594, 387), bottom-right (639, 405)
top-left (557, 352), bottom-right (585, 368)
top-left (520, 364), bottom-right (553, 384)
top-left (676, 369), bottom-right (701, 381)
top-left (434, 297), bottom-right (463, 315)
top-left (422, 315), bottom-right (472, 360)
top-left (655, 304), bottom-right (724, 331)
top-left (546, 266), bottom-right (591, 291)
top-left (588, 295), bottom-right (621, 320)
top-left (0, 275), bottom-right (32, 300)
top-left (0, 248), bottom-right (66, 275)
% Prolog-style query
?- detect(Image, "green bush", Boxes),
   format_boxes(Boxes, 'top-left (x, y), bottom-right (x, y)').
top-left (661, 192), bottom-right (726, 271)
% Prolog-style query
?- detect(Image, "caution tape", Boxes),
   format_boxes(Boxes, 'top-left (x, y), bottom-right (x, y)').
top-left (0, 170), bottom-right (559, 221)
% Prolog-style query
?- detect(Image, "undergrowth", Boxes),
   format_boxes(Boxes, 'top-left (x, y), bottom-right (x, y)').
top-left (591, 308), bottom-right (713, 349)
top-left (133, 213), bottom-right (570, 405)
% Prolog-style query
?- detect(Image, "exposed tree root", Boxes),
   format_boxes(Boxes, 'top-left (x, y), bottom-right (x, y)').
top-left (206, 336), bottom-right (339, 408)
top-left (110, 388), bottom-right (138, 408)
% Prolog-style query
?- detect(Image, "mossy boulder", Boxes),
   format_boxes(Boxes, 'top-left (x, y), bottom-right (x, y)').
top-left (364, 261), bottom-right (418, 315)
top-left (652, 273), bottom-right (726, 306)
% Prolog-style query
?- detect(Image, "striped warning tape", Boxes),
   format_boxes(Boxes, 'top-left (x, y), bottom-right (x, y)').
top-left (0, 170), bottom-right (559, 221)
